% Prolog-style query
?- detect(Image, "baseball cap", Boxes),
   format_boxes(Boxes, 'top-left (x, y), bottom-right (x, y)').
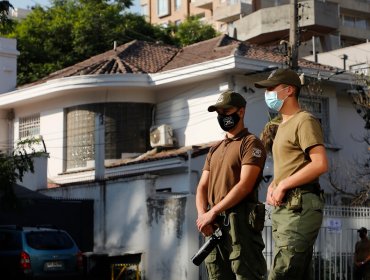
top-left (254, 68), bottom-right (302, 89)
top-left (208, 90), bottom-right (246, 112)
top-left (358, 227), bottom-right (367, 233)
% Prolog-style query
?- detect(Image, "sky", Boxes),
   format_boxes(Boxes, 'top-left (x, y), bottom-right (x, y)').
top-left (10, 0), bottom-right (50, 9)
top-left (10, 0), bottom-right (140, 13)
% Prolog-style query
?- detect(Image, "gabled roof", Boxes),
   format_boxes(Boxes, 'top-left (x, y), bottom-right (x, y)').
top-left (22, 35), bottom-right (336, 88)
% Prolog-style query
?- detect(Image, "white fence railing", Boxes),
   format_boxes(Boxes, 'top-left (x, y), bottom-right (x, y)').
top-left (200, 206), bottom-right (370, 280)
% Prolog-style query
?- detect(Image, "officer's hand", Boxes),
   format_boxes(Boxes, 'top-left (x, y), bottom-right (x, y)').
top-left (272, 182), bottom-right (287, 206)
top-left (200, 224), bottom-right (214, 237)
top-left (266, 183), bottom-right (275, 205)
top-left (196, 209), bottom-right (217, 232)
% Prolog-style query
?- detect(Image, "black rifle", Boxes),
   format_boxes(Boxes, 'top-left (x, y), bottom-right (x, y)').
top-left (191, 228), bottom-right (223, 266)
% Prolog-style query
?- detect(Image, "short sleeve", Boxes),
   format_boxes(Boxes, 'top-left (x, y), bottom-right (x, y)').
top-left (240, 136), bottom-right (266, 169)
top-left (203, 151), bottom-right (212, 171)
top-left (298, 116), bottom-right (324, 152)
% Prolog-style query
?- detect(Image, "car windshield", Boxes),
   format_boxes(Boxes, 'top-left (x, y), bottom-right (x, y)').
top-left (26, 231), bottom-right (74, 250)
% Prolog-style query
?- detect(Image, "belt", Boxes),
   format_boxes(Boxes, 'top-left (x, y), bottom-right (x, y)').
top-left (299, 182), bottom-right (321, 196)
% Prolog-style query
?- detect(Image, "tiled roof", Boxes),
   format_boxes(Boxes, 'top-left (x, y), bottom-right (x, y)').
top-left (161, 35), bottom-right (243, 71)
top-left (21, 35), bottom-right (336, 88)
top-left (25, 40), bottom-right (180, 87)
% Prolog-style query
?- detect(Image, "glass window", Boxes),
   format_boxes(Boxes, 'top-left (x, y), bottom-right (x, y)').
top-left (175, 0), bottom-right (181, 11)
top-left (19, 114), bottom-right (40, 139)
top-left (157, 0), bottom-right (169, 17)
top-left (342, 15), bottom-right (355, 28)
top-left (355, 18), bottom-right (367, 30)
top-left (141, 4), bottom-right (149, 17)
top-left (65, 103), bottom-right (152, 170)
top-left (26, 231), bottom-right (74, 250)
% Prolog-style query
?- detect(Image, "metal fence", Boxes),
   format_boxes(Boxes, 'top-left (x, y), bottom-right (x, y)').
top-left (199, 206), bottom-right (370, 280)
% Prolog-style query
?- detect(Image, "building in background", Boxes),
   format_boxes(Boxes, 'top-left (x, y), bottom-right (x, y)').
top-left (141, 0), bottom-right (370, 56)
top-left (9, 7), bottom-right (31, 19)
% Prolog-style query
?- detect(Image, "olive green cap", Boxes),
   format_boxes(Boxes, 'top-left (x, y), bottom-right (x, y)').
top-left (208, 90), bottom-right (246, 112)
top-left (254, 68), bottom-right (302, 89)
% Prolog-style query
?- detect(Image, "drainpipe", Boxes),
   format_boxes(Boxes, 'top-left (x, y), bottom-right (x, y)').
top-left (187, 150), bottom-right (200, 195)
top-left (95, 113), bottom-right (106, 249)
top-left (95, 113), bottom-right (105, 181)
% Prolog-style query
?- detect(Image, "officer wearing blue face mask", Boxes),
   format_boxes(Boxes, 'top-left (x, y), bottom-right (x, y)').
top-left (255, 68), bottom-right (329, 280)
top-left (195, 90), bottom-right (267, 280)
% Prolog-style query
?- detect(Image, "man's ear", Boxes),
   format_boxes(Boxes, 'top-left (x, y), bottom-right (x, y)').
top-left (239, 107), bottom-right (246, 117)
top-left (287, 86), bottom-right (296, 97)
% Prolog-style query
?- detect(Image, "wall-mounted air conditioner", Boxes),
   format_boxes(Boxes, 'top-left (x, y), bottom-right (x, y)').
top-left (150, 124), bottom-right (174, 148)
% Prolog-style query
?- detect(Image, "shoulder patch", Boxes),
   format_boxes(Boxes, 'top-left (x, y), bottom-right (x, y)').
top-left (252, 147), bottom-right (262, 158)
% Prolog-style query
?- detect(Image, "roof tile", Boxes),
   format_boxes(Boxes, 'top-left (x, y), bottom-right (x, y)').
top-left (21, 35), bottom-right (335, 88)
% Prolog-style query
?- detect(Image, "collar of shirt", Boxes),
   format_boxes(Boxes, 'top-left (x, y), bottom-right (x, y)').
top-left (225, 128), bottom-right (249, 142)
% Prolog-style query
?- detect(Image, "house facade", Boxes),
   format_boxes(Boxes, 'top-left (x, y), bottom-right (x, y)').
top-left (0, 35), bottom-right (369, 279)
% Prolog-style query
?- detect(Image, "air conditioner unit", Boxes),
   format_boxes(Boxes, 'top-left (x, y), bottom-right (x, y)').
top-left (150, 124), bottom-right (174, 148)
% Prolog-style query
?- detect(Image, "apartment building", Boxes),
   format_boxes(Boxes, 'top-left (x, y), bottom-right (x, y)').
top-left (141, 0), bottom-right (370, 56)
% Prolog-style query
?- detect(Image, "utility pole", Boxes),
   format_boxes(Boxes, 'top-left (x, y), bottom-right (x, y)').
top-left (289, 0), bottom-right (299, 70)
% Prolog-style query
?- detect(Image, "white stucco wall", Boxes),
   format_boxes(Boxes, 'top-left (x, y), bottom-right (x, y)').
top-left (41, 174), bottom-right (200, 280)
top-left (155, 75), bottom-right (269, 148)
top-left (304, 42), bottom-right (370, 72)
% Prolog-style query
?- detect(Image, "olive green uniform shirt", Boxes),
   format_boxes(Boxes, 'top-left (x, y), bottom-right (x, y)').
top-left (272, 110), bottom-right (324, 186)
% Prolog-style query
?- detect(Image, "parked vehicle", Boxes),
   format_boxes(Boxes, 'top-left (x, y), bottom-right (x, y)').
top-left (0, 225), bottom-right (83, 279)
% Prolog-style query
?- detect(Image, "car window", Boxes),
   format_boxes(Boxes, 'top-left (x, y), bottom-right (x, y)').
top-left (26, 231), bottom-right (74, 250)
top-left (0, 231), bottom-right (22, 251)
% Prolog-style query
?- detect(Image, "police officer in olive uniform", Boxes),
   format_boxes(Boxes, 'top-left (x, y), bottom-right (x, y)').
top-left (196, 90), bottom-right (267, 280)
top-left (255, 68), bottom-right (328, 280)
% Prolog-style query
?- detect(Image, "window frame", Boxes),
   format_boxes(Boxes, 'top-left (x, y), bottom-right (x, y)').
top-left (18, 114), bottom-right (40, 139)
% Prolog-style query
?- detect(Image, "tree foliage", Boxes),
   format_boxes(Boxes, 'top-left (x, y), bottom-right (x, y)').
top-left (0, 138), bottom-right (43, 208)
top-left (169, 15), bottom-right (220, 47)
top-left (5, 0), bottom-right (176, 85)
top-left (0, 0), bottom-right (14, 34)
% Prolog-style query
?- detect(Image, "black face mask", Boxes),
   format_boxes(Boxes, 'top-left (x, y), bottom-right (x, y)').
top-left (217, 111), bottom-right (240, 131)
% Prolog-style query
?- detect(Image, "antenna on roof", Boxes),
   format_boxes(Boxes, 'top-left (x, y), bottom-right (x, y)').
top-left (113, 41), bottom-right (117, 51)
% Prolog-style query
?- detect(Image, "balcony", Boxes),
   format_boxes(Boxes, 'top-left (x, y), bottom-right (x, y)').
top-left (339, 25), bottom-right (370, 41)
top-left (191, 0), bottom-right (213, 10)
top-left (329, 0), bottom-right (370, 14)
top-left (234, 0), bottom-right (339, 44)
top-left (213, 0), bottom-right (252, 23)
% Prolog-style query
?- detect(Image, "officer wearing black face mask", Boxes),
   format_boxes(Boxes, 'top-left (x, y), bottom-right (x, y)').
top-left (354, 227), bottom-right (370, 280)
top-left (195, 90), bottom-right (267, 280)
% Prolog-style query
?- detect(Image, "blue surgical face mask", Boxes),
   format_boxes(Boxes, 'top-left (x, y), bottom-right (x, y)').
top-left (264, 88), bottom-right (288, 111)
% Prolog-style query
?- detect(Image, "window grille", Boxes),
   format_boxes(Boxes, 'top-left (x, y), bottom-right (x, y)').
top-left (19, 114), bottom-right (40, 139)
